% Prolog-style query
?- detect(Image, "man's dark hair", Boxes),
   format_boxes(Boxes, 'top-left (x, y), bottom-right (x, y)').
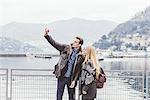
top-left (76, 37), bottom-right (84, 45)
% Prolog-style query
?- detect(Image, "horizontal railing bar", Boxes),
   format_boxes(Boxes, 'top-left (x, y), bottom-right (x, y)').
top-left (106, 76), bottom-right (144, 78)
top-left (10, 75), bottom-right (144, 78)
top-left (0, 68), bottom-right (148, 71)
top-left (11, 75), bottom-right (55, 77)
top-left (0, 68), bottom-right (8, 70)
top-left (0, 74), bottom-right (7, 75)
top-left (104, 70), bottom-right (144, 72)
top-left (11, 69), bottom-right (53, 71)
top-left (10, 69), bottom-right (145, 72)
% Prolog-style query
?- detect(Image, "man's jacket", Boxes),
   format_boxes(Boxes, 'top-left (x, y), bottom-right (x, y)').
top-left (44, 35), bottom-right (84, 82)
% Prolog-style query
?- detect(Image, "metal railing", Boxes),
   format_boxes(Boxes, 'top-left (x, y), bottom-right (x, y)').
top-left (0, 69), bottom-right (8, 100)
top-left (0, 68), bottom-right (147, 100)
top-left (10, 69), bottom-right (62, 100)
top-left (146, 71), bottom-right (150, 99)
top-left (10, 69), bottom-right (79, 100)
top-left (96, 70), bottom-right (144, 100)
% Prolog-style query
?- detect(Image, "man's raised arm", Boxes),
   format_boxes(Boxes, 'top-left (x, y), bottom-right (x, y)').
top-left (44, 28), bottom-right (66, 51)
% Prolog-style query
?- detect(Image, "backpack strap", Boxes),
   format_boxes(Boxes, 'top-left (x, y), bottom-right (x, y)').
top-left (81, 68), bottom-right (96, 84)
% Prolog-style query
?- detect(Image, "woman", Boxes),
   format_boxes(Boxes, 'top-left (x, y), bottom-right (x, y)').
top-left (80, 46), bottom-right (101, 100)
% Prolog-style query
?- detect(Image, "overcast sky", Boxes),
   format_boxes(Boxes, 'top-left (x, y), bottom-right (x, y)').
top-left (0, 0), bottom-right (150, 25)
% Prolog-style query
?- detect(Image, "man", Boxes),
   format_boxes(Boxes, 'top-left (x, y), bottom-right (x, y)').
top-left (43, 28), bottom-right (85, 100)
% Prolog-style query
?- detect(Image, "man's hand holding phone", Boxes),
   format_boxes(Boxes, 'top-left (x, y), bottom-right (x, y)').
top-left (44, 28), bottom-right (50, 36)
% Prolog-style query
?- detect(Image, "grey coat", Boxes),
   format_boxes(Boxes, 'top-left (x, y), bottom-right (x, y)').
top-left (44, 35), bottom-right (84, 82)
top-left (81, 59), bottom-right (96, 85)
top-left (81, 59), bottom-right (97, 100)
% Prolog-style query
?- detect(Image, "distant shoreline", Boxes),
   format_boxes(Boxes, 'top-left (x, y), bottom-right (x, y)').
top-left (0, 54), bottom-right (60, 57)
top-left (0, 54), bottom-right (26, 57)
top-left (0, 54), bottom-right (149, 59)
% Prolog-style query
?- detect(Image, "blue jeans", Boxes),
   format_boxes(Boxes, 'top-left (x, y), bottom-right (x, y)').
top-left (57, 77), bottom-right (75, 100)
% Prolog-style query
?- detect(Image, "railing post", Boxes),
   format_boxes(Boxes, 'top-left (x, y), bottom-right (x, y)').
top-left (9, 69), bottom-right (12, 100)
top-left (143, 70), bottom-right (146, 100)
top-left (6, 69), bottom-right (8, 100)
top-left (78, 77), bottom-right (81, 100)
top-left (146, 71), bottom-right (149, 100)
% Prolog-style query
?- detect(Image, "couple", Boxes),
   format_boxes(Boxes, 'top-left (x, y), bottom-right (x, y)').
top-left (44, 28), bottom-right (100, 100)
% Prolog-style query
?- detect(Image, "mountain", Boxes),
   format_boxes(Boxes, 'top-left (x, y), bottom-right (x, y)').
top-left (48, 18), bottom-right (117, 45)
top-left (0, 22), bottom-right (44, 41)
top-left (108, 7), bottom-right (150, 37)
top-left (0, 37), bottom-right (42, 53)
top-left (0, 18), bottom-right (117, 52)
top-left (94, 6), bottom-right (150, 50)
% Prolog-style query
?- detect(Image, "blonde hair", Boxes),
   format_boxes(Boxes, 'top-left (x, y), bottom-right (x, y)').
top-left (83, 46), bottom-right (100, 79)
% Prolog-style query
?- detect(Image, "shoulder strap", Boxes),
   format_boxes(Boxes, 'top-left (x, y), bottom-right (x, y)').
top-left (82, 68), bottom-right (96, 79)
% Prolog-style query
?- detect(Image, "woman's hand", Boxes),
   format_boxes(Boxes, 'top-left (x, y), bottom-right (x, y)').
top-left (69, 81), bottom-right (75, 88)
top-left (82, 90), bottom-right (87, 94)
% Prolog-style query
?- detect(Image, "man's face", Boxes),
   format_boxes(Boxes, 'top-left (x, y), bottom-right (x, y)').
top-left (72, 38), bottom-right (81, 48)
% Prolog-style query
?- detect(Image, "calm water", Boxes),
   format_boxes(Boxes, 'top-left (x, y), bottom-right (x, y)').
top-left (0, 57), bottom-right (149, 70)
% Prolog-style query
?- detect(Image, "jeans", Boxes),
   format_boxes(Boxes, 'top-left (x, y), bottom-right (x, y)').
top-left (57, 77), bottom-right (75, 100)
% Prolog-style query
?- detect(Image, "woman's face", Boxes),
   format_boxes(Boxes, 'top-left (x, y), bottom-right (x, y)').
top-left (83, 47), bottom-right (90, 55)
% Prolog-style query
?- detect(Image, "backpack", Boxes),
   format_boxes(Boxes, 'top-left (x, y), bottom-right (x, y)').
top-left (96, 67), bottom-right (106, 88)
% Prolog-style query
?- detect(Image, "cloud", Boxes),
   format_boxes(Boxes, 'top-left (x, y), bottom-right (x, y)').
top-left (0, 0), bottom-right (150, 25)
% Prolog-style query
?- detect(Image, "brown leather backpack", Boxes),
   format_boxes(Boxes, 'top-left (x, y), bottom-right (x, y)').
top-left (96, 67), bottom-right (106, 88)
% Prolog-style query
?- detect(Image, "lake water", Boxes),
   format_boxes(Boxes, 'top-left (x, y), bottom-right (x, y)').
top-left (0, 57), bottom-right (149, 70)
